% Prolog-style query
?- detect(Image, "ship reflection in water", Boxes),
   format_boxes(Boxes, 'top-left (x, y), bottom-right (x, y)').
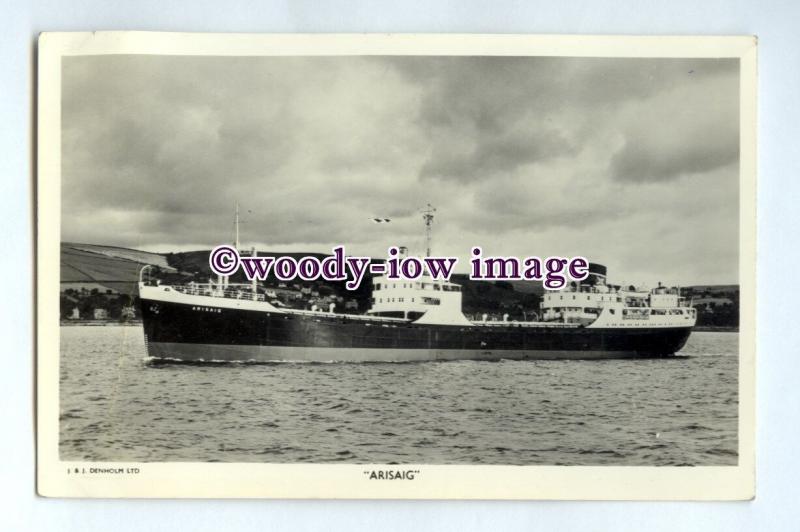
top-left (59, 326), bottom-right (738, 465)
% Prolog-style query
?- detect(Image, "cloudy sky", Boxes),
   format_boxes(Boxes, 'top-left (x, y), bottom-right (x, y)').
top-left (62, 55), bottom-right (739, 286)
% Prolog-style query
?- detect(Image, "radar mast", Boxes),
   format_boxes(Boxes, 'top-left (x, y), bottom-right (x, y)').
top-left (421, 203), bottom-right (436, 258)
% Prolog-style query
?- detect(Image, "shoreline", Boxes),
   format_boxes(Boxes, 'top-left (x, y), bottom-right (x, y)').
top-left (60, 320), bottom-right (142, 327)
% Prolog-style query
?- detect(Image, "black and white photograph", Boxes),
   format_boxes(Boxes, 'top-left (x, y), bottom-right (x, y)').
top-left (36, 33), bottom-right (757, 499)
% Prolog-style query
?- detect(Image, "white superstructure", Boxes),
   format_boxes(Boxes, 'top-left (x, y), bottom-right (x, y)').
top-left (541, 280), bottom-right (696, 328)
top-left (368, 274), bottom-right (472, 325)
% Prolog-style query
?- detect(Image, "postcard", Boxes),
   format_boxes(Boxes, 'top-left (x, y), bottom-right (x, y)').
top-left (37, 32), bottom-right (756, 499)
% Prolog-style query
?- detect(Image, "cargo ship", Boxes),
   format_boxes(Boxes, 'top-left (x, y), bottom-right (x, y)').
top-left (138, 209), bottom-right (695, 362)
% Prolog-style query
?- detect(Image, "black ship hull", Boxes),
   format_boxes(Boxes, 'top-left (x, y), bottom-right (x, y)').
top-left (140, 297), bottom-right (693, 362)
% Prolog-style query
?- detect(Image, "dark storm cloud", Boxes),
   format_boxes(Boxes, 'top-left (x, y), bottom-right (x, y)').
top-left (61, 55), bottom-right (740, 284)
top-left (373, 56), bottom-right (739, 184)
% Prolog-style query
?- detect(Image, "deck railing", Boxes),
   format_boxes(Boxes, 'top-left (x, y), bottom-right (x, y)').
top-left (172, 283), bottom-right (268, 302)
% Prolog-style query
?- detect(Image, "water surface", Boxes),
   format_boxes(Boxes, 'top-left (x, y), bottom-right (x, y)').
top-left (60, 327), bottom-right (738, 465)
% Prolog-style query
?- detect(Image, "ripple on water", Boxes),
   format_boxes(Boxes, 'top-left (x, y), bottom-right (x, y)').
top-left (59, 327), bottom-right (739, 465)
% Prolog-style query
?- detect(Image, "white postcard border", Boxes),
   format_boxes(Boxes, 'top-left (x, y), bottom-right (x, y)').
top-left (36, 32), bottom-right (757, 500)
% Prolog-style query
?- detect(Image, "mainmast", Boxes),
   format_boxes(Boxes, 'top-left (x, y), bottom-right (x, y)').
top-left (421, 203), bottom-right (436, 258)
top-left (234, 201), bottom-right (240, 252)
top-left (219, 202), bottom-right (241, 291)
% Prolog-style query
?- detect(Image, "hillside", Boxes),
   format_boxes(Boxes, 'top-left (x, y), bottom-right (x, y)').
top-left (61, 243), bottom-right (176, 296)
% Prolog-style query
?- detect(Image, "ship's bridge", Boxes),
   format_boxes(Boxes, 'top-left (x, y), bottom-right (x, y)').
top-left (368, 274), bottom-right (472, 325)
